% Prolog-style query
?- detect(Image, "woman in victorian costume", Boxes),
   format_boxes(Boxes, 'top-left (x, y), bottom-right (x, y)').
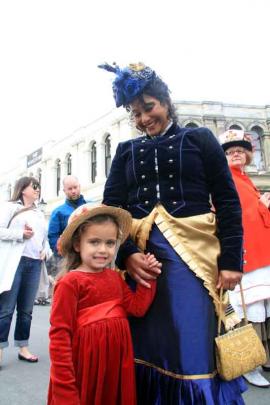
top-left (220, 129), bottom-right (270, 388)
top-left (99, 62), bottom-right (247, 404)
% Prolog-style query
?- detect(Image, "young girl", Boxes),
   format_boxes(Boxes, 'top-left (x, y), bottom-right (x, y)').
top-left (48, 204), bottom-right (158, 405)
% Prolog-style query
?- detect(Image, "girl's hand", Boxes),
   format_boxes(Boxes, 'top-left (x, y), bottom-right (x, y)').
top-left (216, 270), bottom-right (242, 290)
top-left (125, 252), bottom-right (161, 288)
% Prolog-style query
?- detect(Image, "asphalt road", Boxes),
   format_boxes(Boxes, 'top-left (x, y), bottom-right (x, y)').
top-left (0, 305), bottom-right (269, 404)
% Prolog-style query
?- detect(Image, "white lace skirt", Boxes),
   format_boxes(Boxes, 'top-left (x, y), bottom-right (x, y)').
top-left (229, 265), bottom-right (270, 322)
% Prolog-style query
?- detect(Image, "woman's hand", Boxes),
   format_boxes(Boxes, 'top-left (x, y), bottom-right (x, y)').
top-left (216, 270), bottom-right (242, 290)
top-left (260, 192), bottom-right (270, 208)
top-left (23, 224), bottom-right (34, 239)
top-left (40, 250), bottom-right (46, 261)
top-left (125, 252), bottom-right (162, 288)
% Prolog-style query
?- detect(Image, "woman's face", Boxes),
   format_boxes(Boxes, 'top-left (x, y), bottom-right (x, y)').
top-left (130, 95), bottom-right (170, 136)
top-left (225, 146), bottom-right (247, 169)
top-left (22, 182), bottom-right (40, 202)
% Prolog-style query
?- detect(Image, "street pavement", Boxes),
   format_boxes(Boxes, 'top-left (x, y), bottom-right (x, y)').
top-left (0, 305), bottom-right (269, 404)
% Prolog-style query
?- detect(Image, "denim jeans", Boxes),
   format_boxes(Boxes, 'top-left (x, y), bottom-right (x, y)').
top-left (0, 256), bottom-right (41, 348)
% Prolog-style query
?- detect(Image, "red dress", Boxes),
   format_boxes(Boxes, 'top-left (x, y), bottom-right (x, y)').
top-left (48, 269), bottom-right (156, 405)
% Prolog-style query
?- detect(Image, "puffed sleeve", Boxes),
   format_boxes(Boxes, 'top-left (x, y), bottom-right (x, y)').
top-left (103, 142), bottom-right (140, 268)
top-left (49, 277), bottom-right (80, 405)
top-left (118, 274), bottom-right (156, 317)
top-left (200, 129), bottom-right (243, 271)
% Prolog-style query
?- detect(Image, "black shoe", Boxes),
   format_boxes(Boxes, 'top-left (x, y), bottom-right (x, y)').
top-left (18, 353), bottom-right (38, 363)
top-left (262, 365), bottom-right (270, 372)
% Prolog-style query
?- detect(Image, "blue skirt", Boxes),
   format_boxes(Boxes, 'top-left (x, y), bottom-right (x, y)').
top-left (128, 225), bottom-right (247, 404)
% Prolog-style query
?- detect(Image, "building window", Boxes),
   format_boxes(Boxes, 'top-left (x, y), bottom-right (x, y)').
top-left (37, 168), bottom-right (42, 186)
top-left (56, 159), bottom-right (61, 196)
top-left (229, 124), bottom-right (242, 130)
top-left (105, 134), bottom-right (111, 177)
top-left (91, 142), bottom-right (97, 183)
top-left (185, 122), bottom-right (199, 128)
top-left (67, 153), bottom-right (72, 175)
top-left (249, 126), bottom-right (264, 170)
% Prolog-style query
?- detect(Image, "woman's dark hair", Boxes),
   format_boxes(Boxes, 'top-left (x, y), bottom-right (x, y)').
top-left (127, 75), bottom-right (178, 125)
top-left (10, 176), bottom-right (40, 203)
top-left (57, 214), bottom-right (121, 278)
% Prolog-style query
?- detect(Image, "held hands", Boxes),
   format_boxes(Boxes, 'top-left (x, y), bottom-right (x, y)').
top-left (23, 224), bottom-right (34, 239)
top-left (125, 252), bottom-right (162, 288)
top-left (216, 270), bottom-right (242, 291)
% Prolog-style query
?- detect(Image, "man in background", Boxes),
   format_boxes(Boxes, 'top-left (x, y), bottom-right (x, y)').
top-left (47, 175), bottom-right (87, 277)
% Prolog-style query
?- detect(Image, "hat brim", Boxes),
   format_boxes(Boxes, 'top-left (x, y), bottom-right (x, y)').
top-left (221, 140), bottom-right (253, 152)
top-left (59, 205), bottom-right (132, 256)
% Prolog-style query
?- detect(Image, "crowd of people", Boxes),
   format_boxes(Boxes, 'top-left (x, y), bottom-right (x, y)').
top-left (0, 62), bottom-right (269, 404)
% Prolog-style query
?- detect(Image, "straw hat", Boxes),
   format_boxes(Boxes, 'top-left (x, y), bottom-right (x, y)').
top-left (57, 203), bottom-right (132, 256)
top-left (219, 129), bottom-right (253, 152)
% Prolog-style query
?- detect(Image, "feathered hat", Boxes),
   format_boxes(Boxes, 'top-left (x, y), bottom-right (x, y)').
top-left (98, 62), bottom-right (156, 107)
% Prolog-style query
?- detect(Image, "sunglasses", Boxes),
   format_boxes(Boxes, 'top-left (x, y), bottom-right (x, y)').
top-left (31, 183), bottom-right (40, 190)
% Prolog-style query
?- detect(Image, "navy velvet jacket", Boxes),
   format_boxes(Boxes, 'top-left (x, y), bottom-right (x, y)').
top-left (103, 124), bottom-right (243, 272)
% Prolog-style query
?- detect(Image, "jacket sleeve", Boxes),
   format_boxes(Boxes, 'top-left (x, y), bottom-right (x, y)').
top-left (119, 275), bottom-right (156, 317)
top-left (0, 202), bottom-right (24, 242)
top-left (103, 142), bottom-right (140, 268)
top-left (49, 278), bottom-right (80, 405)
top-left (200, 129), bottom-right (243, 272)
top-left (258, 201), bottom-right (270, 227)
top-left (48, 209), bottom-right (63, 253)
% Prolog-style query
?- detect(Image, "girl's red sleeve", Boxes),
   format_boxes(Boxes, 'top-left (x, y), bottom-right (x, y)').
top-left (118, 274), bottom-right (156, 317)
top-left (48, 278), bottom-right (80, 405)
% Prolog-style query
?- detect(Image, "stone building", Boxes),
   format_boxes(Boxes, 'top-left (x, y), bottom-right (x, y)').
top-left (0, 100), bottom-right (269, 218)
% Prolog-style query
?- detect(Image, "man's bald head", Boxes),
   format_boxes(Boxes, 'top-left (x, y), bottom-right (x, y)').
top-left (63, 176), bottom-right (81, 200)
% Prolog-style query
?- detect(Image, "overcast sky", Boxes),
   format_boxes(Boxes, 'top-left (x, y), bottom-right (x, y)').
top-left (0, 0), bottom-right (269, 174)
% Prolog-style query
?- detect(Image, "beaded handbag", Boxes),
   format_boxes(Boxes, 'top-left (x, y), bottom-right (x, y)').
top-left (215, 283), bottom-right (267, 381)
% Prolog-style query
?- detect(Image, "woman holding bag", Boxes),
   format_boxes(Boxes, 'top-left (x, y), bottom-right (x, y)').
top-left (219, 129), bottom-right (270, 387)
top-left (0, 176), bottom-right (47, 366)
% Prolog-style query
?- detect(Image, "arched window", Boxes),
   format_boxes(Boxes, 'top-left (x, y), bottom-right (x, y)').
top-left (37, 168), bottom-right (42, 186)
top-left (67, 153), bottom-right (72, 175)
top-left (56, 159), bottom-right (61, 196)
top-left (105, 134), bottom-right (111, 177)
top-left (91, 142), bottom-right (97, 183)
top-left (185, 122), bottom-right (199, 128)
top-left (229, 124), bottom-right (242, 130)
top-left (249, 126), bottom-right (264, 170)
top-left (7, 184), bottom-right (12, 200)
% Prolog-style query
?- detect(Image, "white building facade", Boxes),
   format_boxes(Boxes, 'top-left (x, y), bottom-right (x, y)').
top-left (0, 100), bottom-right (269, 218)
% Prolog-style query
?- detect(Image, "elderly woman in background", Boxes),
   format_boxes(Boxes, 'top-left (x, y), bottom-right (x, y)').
top-left (220, 129), bottom-right (270, 388)
top-left (0, 176), bottom-right (47, 365)
top-left (100, 62), bottom-right (246, 404)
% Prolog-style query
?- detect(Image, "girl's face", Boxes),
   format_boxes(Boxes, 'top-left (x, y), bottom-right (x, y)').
top-left (130, 95), bottom-right (170, 137)
top-left (74, 221), bottom-right (118, 273)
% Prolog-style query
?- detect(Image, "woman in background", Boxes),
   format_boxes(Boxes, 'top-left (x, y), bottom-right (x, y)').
top-left (220, 129), bottom-right (270, 388)
top-left (0, 176), bottom-right (47, 365)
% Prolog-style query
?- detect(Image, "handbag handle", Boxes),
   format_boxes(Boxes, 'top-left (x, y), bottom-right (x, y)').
top-left (217, 282), bottom-right (248, 336)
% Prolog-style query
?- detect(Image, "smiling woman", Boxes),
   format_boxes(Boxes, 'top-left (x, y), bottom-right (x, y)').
top-left (100, 62), bottom-right (246, 404)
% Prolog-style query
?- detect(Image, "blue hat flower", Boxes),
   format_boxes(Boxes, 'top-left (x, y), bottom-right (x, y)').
top-left (98, 62), bottom-right (156, 107)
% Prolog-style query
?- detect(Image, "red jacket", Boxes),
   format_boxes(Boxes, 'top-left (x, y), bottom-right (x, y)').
top-left (230, 166), bottom-right (270, 272)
